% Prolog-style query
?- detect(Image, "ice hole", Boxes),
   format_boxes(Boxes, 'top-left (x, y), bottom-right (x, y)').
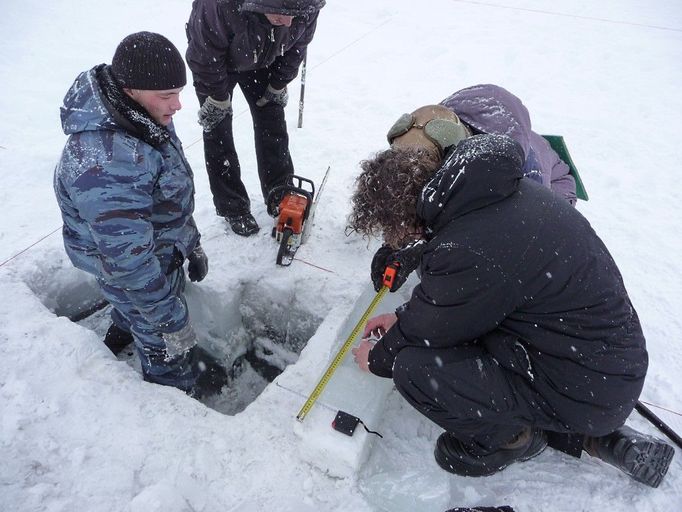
top-left (37, 267), bottom-right (323, 416)
top-left (24, 260), bottom-right (105, 321)
top-left (190, 282), bottom-right (323, 415)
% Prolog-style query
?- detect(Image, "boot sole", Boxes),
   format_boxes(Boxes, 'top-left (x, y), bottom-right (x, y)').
top-left (621, 438), bottom-right (675, 488)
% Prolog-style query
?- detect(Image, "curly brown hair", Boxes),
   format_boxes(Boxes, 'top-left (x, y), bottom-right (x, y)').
top-left (347, 147), bottom-right (440, 242)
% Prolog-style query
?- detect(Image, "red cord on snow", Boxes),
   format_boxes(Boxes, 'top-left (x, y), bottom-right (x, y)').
top-left (0, 227), bottom-right (61, 269)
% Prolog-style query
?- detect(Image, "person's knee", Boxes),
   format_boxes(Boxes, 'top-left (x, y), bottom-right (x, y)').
top-left (392, 347), bottom-right (431, 395)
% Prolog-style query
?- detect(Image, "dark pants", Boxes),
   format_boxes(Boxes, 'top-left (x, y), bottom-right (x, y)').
top-left (198, 68), bottom-right (294, 217)
top-left (392, 339), bottom-right (583, 452)
top-left (99, 268), bottom-right (195, 391)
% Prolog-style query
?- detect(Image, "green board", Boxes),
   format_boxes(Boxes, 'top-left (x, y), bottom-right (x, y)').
top-left (542, 134), bottom-right (589, 201)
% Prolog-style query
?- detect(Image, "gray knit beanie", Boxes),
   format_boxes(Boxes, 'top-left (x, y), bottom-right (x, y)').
top-left (112, 31), bottom-right (186, 90)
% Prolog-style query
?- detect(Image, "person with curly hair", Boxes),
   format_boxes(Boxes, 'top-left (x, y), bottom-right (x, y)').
top-left (363, 85), bottom-right (579, 293)
top-left (348, 146), bottom-right (439, 247)
top-left (349, 134), bottom-right (673, 486)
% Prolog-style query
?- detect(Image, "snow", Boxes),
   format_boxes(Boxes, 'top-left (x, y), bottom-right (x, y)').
top-left (1, 0), bottom-right (681, 510)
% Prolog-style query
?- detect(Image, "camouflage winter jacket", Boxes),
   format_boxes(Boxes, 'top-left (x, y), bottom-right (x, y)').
top-left (54, 65), bottom-right (200, 332)
top-left (185, 0), bottom-right (325, 99)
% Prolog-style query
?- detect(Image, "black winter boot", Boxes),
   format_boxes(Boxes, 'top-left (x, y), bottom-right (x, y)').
top-left (587, 425), bottom-right (674, 488)
top-left (226, 212), bottom-right (260, 236)
top-left (188, 346), bottom-right (230, 399)
top-left (435, 427), bottom-right (547, 477)
top-left (103, 323), bottom-right (134, 355)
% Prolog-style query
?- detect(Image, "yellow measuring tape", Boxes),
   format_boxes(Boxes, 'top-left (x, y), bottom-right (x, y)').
top-left (296, 284), bottom-right (389, 421)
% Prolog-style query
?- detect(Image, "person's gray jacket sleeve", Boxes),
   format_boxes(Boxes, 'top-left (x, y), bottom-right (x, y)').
top-left (269, 12), bottom-right (319, 90)
top-left (185, 0), bottom-right (236, 100)
top-left (530, 132), bottom-right (577, 205)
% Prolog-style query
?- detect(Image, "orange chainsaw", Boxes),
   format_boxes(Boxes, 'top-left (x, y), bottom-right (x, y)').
top-left (267, 174), bottom-right (318, 266)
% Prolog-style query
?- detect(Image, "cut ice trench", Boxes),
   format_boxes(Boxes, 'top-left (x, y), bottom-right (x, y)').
top-left (26, 260), bottom-right (458, 509)
top-left (34, 268), bottom-right (323, 416)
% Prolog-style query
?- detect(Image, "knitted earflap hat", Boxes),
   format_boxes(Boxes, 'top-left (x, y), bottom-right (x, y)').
top-left (111, 31), bottom-right (186, 90)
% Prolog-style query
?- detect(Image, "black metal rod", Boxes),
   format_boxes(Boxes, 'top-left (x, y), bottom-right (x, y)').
top-left (635, 400), bottom-right (682, 449)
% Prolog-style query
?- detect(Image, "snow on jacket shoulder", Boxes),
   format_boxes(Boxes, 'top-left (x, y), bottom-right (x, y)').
top-left (441, 84), bottom-right (577, 205)
top-left (369, 134), bottom-right (646, 435)
top-left (185, 0), bottom-right (324, 99)
top-left (53, 65), bottom-right (200, 332)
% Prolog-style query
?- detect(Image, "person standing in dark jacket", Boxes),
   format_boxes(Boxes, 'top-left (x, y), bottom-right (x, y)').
top-left (54, 32), bottom-right (228, 398)
top-left (348, 134), bottom-right (673, 487)
top-left (185, 0), bottom-right (326, 236)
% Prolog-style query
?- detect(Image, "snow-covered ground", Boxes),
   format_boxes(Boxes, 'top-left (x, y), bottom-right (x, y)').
top-left (1, 0), bottom-right (681, 510)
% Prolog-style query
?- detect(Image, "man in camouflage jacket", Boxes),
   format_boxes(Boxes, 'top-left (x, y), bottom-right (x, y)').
top-left (54, 32), bottom-right (227, 397)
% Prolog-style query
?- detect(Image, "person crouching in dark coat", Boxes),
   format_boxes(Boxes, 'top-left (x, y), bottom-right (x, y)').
top-left (348, 134), bottom-right (673, 487)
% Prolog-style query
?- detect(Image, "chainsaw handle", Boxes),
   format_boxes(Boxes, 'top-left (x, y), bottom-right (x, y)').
top-left (266, 175), bottom-right (315, 217)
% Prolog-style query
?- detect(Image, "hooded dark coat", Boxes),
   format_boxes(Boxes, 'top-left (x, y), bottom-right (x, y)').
top-left (368, 134), bottom-right (647, 436)
top-left (185, 0), bottom-right (325, 99)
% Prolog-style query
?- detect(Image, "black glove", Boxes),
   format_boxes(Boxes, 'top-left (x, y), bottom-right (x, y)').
top-left (370, 245), bottom-right (395, 292)
top-left (187, 244), bottom-right (209, 282)
top-left (370, 240), bottom-right (426, 292)
top-left (167, 247), bottom-right (186, 275)
top-left (255, 84), bottom-right (289, 107)
top-left (198, 96), bottom-right (232, 132)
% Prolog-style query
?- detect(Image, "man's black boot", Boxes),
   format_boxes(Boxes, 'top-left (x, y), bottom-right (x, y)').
top-left (103, 323), bottom-right (133, 355)
top-left (587, 425), bottom-right (674, 487)
top-left (188, 346), bottom-right (230, 399)
top-left (435, 427), bottom-right (547, 477)
top-left (226, 212), bottom-right (259, 236)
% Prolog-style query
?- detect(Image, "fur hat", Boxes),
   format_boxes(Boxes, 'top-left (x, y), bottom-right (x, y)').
top-left (112, 32), bottom-right (186, 90)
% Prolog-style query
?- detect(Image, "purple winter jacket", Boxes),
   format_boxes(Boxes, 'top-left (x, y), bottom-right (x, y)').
top-left (441, 84), bottom-right (577, 205)
top-left (185, 0), bottom-right (325, 100)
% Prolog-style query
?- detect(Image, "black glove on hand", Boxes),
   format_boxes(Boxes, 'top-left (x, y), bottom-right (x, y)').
top-left (370, 240), bottom-right (426, 292)
top-left (198, 96), bottom-right (232, 132)
top-left (187, 244), bottom-right (209, 282)
top-left (370, 245), bottom-right (395, 292)
top-left (256, 84), bottom-right (289, 107)
top-left (167, 247), bottom-right (186, 275)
